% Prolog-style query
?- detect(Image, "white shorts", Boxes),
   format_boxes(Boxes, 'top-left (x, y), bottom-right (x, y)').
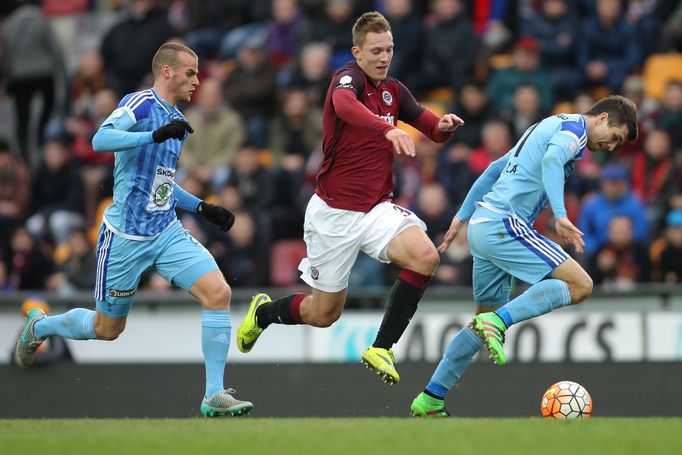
top-left (298, 193), bottom-right (427, 292)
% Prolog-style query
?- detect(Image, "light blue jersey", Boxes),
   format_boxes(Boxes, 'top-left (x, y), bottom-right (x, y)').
top-left (455, 113), bottom-right (587, 305)
top-left (458, 113), bottom-right (587, 226)
top-left (93, 88), bottom-right (195, 240)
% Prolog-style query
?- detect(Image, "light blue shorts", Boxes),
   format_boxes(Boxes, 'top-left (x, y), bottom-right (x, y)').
top-left (467, 207), bottom-right (569, 307)
top-left (93, 220), bottom-right (219, 318)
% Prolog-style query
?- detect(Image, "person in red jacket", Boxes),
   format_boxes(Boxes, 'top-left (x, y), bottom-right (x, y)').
top-left (237, 11), bottom-right (463, 385)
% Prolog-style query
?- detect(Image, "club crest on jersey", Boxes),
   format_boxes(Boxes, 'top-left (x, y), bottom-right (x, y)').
top-left (382, 90), bottom-right (393, 106)
top-left (310, 267), bottom-right (319, 280)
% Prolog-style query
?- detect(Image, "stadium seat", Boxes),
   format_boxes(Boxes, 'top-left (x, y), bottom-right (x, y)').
top-left (642, 53), bottom-right (682, 101)
top-left (269, 239), bottom-right (307, 286)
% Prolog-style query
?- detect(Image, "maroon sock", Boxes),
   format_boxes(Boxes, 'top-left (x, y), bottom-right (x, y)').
top-left (256, 293), bottom-right (307, 328)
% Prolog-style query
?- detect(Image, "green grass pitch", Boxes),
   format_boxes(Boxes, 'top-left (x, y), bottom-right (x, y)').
top-left (1, 418), bottom-right (681, 454)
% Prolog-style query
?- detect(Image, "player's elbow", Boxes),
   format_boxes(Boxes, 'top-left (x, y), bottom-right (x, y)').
top-left (91, 129), bottom-right (107, 152)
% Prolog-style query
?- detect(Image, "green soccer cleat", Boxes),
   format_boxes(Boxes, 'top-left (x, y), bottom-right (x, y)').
top-left (361, 346), bottom-right (400, 384)
top-left (236, 293), bottom-right (271, 353)
top-left (472, 312), bottom-right (507, 365)
top-left (14, 308), bottom-right (46, 368)
top-left (410, 392), bottom-right (450, 418)
top-left (200, 389), bottom-right (253, 417)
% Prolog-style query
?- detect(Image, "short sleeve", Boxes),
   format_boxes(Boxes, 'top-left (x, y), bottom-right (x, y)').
top-left (102, 92), bottom-right (154, 131)
top-left (331, 67), bottom-right (365, 97)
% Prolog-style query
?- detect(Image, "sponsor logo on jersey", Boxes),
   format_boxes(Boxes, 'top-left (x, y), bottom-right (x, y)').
top-left (382, 90), bottom-right (392, 106)
top-left (377, 114), bottom-right (395, 125)
top-left (154, 182), bottom-right (172, 206)
top-left (156, 167), bottom-right (175, 177)
top-left (109, 287), bottom-right (137, 298)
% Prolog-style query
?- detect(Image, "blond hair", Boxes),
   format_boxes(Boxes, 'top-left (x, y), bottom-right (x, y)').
top-left (352, 11), bottom-right (391, 48)
top-left (151, 42), bottom-right (198, 78)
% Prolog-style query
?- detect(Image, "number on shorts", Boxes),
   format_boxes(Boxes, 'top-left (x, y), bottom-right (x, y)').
top-left (392, 205), bottom-right (412, 217)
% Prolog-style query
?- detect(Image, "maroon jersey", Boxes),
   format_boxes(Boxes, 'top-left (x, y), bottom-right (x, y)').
top-left (316, 62), bottom-right (427, 212)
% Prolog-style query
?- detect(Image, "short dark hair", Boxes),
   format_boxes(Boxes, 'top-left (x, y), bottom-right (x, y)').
top-left (352, 11), bottom-right (391, 48)
top-left (584, 95), bottom-right (638, 142)
top-left (152, 42), bottom-right (198, 78)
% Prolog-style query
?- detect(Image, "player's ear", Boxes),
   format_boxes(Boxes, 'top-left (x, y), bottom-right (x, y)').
top-left (351, 46), bottom-right (361, 60)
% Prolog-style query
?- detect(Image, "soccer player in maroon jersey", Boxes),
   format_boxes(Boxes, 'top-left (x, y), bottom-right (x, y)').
top-left (237, 11), bottom-right (464, 384)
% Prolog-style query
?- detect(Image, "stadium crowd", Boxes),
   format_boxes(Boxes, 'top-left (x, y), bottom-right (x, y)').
top-left (1, 0), bottom-right (682, 295)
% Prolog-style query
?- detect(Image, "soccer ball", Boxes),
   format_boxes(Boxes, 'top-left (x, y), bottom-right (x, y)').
top-left (540, 380), bottom-right (592, 419)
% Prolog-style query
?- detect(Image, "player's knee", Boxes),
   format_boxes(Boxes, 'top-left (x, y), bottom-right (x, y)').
top-left (95, 325), bottom-right (124, 341)
top-left (410, 243), bottom-right (440, 274)
top-left (310, 307), bottom-right (342, 328)
top-left (570, 275), bottom-right (593, 304)
top-left (203, 282), bottom-right (231, 310)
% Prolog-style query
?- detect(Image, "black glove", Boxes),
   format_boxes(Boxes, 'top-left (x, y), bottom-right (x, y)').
top-left (152, 119), bottom-right (194, 143)
top-left (198, 201), bottom-right (235, 232)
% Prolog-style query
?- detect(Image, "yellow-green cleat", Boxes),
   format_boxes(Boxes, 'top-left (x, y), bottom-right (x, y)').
top-left (236, 293), bottom-right (271, 353)
top-left (472, 312), bottom-right (507, 365)
top-left (410, 392), bottom-right (450, 418)
top-left (361, 346), bottom-right (400, 384)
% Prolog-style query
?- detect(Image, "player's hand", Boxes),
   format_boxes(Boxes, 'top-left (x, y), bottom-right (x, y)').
top-left (555, 216), bottom-right (585, 253)
top-left (152, 119), bottom-right (194, 143)
top-left (438, 215), bottom-right (466, 253)
top-left (385, 128), bottom-right (416, 157)
top-left (198, 202), bottom-right (235, 232)
top-left (438, 114), bottom-right (465, 133)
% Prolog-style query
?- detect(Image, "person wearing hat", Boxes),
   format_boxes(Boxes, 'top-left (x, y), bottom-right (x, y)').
top-left (578, 163), bottom-right (648, 255)
top-left (487, 36), bottom-right (554, 116)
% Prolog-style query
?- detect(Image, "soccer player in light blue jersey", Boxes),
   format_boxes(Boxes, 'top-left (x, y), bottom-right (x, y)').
top-left (14, 42), bottom-right (252, 417)
top-left (411, 96), bottom-right (638, 417)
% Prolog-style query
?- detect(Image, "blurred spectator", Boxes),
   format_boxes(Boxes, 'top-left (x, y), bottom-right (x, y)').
top-left (521, 0), bottom-right (582, 100)
top-left (46, 228), bottom-right (97, 295)
top-left (487, 37), bottom-right (554, 115)
top-left (631, 128), bottom-right (674, 233)
top-left (178, 77), bottom-right (245, 192)
top-left (269, 88), bottom-right (323, 164)
top-left (435, 220), bottom-right (473, 286)
top-left (0, 139), bottom-right (31, 254)
top-left (505, 83), bottom-right (546, 141)
top-left (319, 0), bottom-right (356, 70)
top-left (182, 0), bottom-right (254, 61)
top-left (69, 50), bottom-right (107, 121)
top-left (413, 182), bottom-right (453, 243)
top-left (578, 0), bottom-right (640, 94)
top-left (26, 138), bottom-right (85, 246)
top-left (9, 297), bottom-right (72, 365)
top-left (7, 226), bottom-right (54, 291)
top-left (277, 41), bottom-right (332, 106)
top-left (659, 1), bottom-right (682, 52)
top-left (100, 0), bottom-right (174, 96)
top-left (588, 215), bottom-right (651, 287)
top-left (0, 262), bottom-right (10, 293)
top-left (226, 147), bottom-right (275, 213)
top-left (221, 211), bottom-right (270, 287)
top-left (223, 34), bottom-right (277, 148)
top-left (383, 0), bottom-right (423, 90)
top-left (654, 80), bottom-right (682, 150)
top-left (1, 0), bottom-right (66, 164)
top-left (579, 164), bottom-right (648, 255)
top-left (655, 209), bottom-right (682, 283)
top-left (469, 120), bottom-right (513, 175)
top-left (437, 143), bottom-right (476, 209)
top-left (451, 80), bottom-right (497, 148)
top-left (420, 0), bottom-right (478, 94)
top-left (268, 0), bottom-right (306, 69)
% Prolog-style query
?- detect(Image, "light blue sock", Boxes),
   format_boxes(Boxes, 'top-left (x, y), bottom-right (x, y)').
top-left (202, 310), bottom-right (231, 398)
top-left (33, 308), bottom-right (97, 340)
top-left (426, 326), bottom-right (484, 399)
top-left (495, 279), bottom-right (571, 327)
